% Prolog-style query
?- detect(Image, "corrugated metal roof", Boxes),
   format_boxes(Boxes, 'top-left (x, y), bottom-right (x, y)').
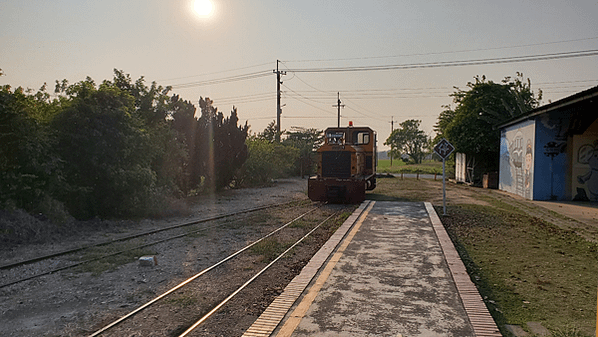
top-left (498, 85), bottom-right (598, 129)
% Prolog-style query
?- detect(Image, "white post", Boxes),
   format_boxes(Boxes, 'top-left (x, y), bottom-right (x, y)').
top-left (443, 158), bottom-right (447, 215)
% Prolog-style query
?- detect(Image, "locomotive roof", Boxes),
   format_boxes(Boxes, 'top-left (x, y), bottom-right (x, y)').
top-left (325, 126), bottom-right (374, 132)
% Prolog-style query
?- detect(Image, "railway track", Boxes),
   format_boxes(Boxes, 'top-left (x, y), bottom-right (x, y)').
top-left (89, 205), bottom-right (340, 336)
top-left (0, 200), bottom-right (355, 337)
top-left (0, 200), bottom-right (306, 289)
top-left (1, 179), bottom-right (336, 337)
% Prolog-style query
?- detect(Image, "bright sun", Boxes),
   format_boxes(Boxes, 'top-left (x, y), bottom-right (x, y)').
top-left (193, 0), bottom-right (214, 17)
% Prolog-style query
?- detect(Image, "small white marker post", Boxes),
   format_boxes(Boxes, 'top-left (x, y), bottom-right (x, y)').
top-left (434, 139), bottom-right (455, 215)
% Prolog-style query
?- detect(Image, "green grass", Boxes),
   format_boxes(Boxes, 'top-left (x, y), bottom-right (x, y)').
top-left (377, 159), bottom-right (451, 176)
top-left (440, 203), bottom-right (597, 336)
top-left (166, 294), bottom-right (199, 308)
top-left (289, 218), bottom-right (311, 229)
top-left (250, 237), bottom-right (289, 263)
top-left (367, 176), bottom-right (440, 202)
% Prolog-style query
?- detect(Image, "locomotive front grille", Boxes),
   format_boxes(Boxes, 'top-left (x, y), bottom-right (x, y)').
top-left (322, 151), bottom-right (351, 178)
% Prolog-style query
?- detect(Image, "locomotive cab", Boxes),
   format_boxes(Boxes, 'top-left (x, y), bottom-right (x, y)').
top-left (308, 125), bottom-right (376, 203)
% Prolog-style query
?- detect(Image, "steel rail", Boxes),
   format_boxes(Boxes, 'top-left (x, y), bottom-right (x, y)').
top-left (0, 201), bottom-right (301, 271)
top-left (178, 212), bottom-right (337, 337)
top-left (88, 206), bottom-right (322, 336)
top-left (0, 201), bottom-right (308, 289)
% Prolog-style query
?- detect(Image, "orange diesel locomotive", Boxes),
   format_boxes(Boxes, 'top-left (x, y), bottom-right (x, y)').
top-left (308, 124), bottom-right (376, 203)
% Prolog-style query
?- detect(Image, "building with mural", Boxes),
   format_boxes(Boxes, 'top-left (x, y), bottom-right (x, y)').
top-left (498, 85), bottom-right (598, 201)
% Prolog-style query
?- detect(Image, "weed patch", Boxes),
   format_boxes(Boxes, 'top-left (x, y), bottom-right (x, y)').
top-left (250, 238), bottom-right (289, 263)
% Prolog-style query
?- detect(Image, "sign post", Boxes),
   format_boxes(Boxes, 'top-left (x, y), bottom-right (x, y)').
top-left (434, 138), bottom-right (455, 215)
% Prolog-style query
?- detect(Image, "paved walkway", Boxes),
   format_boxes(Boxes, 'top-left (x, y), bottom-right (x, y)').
top-left (243, 201), bottom-right (501, 337)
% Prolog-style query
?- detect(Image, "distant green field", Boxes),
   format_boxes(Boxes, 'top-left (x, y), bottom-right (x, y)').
top-left (377, 159), bottom-right (452, 176)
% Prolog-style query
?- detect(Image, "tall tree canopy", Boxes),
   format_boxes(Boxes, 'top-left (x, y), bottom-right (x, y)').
top-left (1, 70), bottom-right (249, 219)
top-left (434, 73), bottom-right (542, 179)
top-left (0, 84), bottom-right (61, 211)
top-left (385, 119), bottom-right (429, 164)
top-left (193, 97), bottom-right (249, 191)
top-left (52, 78), bottom-right (156, 218)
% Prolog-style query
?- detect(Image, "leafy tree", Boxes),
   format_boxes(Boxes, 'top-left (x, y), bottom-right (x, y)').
top-left (283, 127), bottom-right (323, 177)
top-left (434, 73), bottom-right (542, 181)
top-left (2, 69), bottom-right (250, 220)
top-left (189, 97), bottom-right (248, 192)
top-left (236, 136), bottom-right (299, 187)
top-left (106, 70), bottom-right (187, 194)
top-left (52, 79), bottom-right (156, 218)
top-left (170, 94), bottom-right (198, 193)
top-left (0, 85), bottom-right (62, 212)
top-left (257, 120), bottom-right (283, 143)
top-left (385, 119), bottom-right (429, 164)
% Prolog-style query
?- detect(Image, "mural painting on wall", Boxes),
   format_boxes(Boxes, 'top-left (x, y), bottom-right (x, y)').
top-left (576, 140), bottom-right (598, 201)
top-left (524, 140), bottom-right (533, 199)
top-left (507, 130), bottom-right (533, 199)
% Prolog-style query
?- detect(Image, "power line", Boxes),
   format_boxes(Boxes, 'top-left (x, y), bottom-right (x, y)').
top-left (284, 49), bottom-right (598, 73)
top-left (170, 70), bottom-right (271, 88)
top-left (160, 62), bottom-right (273, 82)
top-left (282, 36), bottom-right (598, 63)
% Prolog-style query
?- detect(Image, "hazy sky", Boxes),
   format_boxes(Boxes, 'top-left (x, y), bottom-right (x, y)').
top-left (2, 0), bottom-right (598, 149)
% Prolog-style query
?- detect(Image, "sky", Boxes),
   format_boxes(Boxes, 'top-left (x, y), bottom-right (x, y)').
top-left (2, 0), bottom-right (598, 150)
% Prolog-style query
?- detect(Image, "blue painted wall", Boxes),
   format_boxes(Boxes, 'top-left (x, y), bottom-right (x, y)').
top-left (533, 112), bottom-right (569, 200)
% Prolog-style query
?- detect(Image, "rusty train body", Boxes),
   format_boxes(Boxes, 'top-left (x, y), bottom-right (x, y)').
top-left (308, 125), bottom-right (376, 203)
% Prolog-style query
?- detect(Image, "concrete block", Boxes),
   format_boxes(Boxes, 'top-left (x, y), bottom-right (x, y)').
top-left (527, 322), bottom-right (550, 336)
top-left (138, 255), bottom-right (158, 266)
top-left (505, 324), bottom-right (528, 336)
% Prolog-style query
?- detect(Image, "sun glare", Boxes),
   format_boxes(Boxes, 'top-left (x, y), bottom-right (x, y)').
top-left (194, 0), bottom-right (214, 17)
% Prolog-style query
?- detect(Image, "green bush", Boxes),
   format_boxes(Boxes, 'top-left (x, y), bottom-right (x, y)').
top-left (235, 138), bottom-right (299, 187)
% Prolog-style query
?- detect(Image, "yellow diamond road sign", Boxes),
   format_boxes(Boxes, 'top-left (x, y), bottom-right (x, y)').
top-left (434, 138), bottom-right (454, 160)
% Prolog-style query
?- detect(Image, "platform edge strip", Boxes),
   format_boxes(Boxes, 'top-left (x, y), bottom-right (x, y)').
top-left (425, 202), bottom-right (502, 337)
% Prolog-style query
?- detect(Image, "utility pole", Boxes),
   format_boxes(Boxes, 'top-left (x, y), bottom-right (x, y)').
top-left (390, 116), bottom-right (394, 167)
top-left (332, 92), bottom-right (345, 127)
top-left (274, 60), bottom-right (286, 142)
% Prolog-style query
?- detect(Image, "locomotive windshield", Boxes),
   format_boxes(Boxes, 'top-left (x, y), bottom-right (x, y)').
top-left (326, 131), bottom-right (345, 145)
top-left (353, 131), bottom-right (370, 145)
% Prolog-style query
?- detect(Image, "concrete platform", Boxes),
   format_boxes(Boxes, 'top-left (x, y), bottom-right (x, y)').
top-left (243, 201), bottom-right (501, 337)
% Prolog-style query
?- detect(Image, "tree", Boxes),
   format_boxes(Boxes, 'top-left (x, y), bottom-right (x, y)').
top-left (52, 79), bottom-right (156, 218)
top-left (257, 120), bottom-right (283, 143)
top-left (0, 84), bottom-right (62, 212)
top-left (385, 119), bottom-right (429, 164)
top-left (190, 97), bottom-right (248, 192)
top-left (283, 127), bottom-right (323, 177)
top-left (434, 73), bottom-right (542, 181)
top-left (235, 136), bottom-right (298, 187)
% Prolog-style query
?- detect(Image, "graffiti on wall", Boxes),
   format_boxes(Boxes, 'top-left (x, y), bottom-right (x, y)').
top-left (500, 122), bottom-right (534, 200)
top-left (576, 140), bottom-right (598, 201)
top-left (507, 131), bottom-right (534, 199)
